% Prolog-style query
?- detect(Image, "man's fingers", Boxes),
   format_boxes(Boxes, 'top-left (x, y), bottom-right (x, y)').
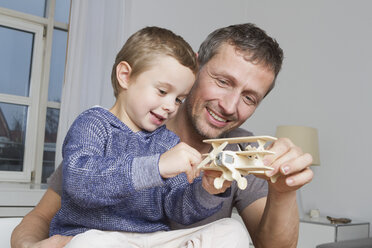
top-left (203, 170), bottom-right (222, 177)
top-left (222, 180), bottom-right (232, 189)
top-left (269, 146), bottom-right (303, 173)
top-left (264, 138), bottom-right (295, 165)
top-left (264, 138), bottom-right (303, 177)
top-left (201, 170), bottom-right (232, 194)
top-left (284, 167), bottom-right (313, 187)
top-left (280, 152), bottom-right (313, 176)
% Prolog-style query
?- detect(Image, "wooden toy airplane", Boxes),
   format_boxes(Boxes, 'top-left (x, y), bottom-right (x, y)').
top-left (197, 136), bottom-right (278, 190)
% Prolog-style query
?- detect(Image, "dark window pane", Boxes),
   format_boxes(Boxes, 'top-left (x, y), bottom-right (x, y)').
top-left (0, 0), bottom-right (46, 17)
top-left (0, 25), bottom-right (34, 97)
top-left (0, 102), bottom-right (27, 172)
top-left (42, 108), bottom-right (59, 183)
top-left (55, 0), bottom-right (70, 24)
top-left (48, 29), bottom-right (67, 102)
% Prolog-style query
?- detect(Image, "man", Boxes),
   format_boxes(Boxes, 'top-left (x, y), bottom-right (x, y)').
top-left (11, 23), bottom-right (313, 248)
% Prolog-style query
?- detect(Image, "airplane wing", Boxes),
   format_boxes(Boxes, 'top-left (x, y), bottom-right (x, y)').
top-left (200, 162), bottom-right (274, 172)
top-left (200, 166), bottom-right (223, 171)
top-left (236, 165), bottom-right (274, 171)
top-left (235, 150), bottom-right (275, 156)
top-left (203, 136), bottom-right (277, 145)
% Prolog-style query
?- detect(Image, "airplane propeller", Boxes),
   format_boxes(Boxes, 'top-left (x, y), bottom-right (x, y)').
top-left (197, 141), bottom-right (228, 169)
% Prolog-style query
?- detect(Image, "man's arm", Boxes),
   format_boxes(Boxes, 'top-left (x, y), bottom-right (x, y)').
top-left (202, 137), bottom-right (313, 247)
top-left (11, 188), bottom-right (72, 248)
top-left (241, 192), bottom-right (299, 248)
top-left (241, 137), bottom-right (313, 248)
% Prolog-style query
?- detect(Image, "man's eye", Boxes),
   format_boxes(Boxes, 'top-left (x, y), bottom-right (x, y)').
top-left (216, 79), bottom-right (228, 87)
top-left (158, 89), bottom-right (167, 95)
top-left (243, 96), bottom-right (256, 105)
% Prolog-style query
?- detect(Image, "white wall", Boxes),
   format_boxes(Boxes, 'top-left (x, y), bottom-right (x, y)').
top-left (241, 0), bottom-right (372, 233)
top-left (118, 0), bottom-right (249, 52)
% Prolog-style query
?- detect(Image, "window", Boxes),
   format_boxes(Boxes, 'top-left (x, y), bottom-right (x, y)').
top-left (0, 0), bottom-right (70, 183)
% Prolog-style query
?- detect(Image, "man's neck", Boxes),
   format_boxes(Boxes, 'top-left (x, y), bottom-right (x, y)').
top-left (167, 105), bottom-right (211, 154)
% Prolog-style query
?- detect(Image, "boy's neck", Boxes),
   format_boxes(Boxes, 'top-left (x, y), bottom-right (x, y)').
top-left (110, 99), bottom-right (140, 132)
top-left (167, 105), bottom-right (211, 154)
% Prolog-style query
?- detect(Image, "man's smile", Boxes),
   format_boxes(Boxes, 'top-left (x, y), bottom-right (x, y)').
top-left (206, 107), bottom-right (228, 123)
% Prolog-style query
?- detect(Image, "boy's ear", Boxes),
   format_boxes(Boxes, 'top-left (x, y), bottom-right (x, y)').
top-left (116, 61), bottom-right (132, 89)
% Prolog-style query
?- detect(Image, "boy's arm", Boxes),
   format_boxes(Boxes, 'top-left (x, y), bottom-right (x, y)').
top-left (62, 115), bottom-right (164, 208)
top-left (159, 141), bottom-right (224, 225)
top-left (11, 188), bottom-right (72, 248)
top-left (163, 176), bottom-right (226, 226)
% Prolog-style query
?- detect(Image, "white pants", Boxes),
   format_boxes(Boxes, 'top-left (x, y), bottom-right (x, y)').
top-left (64, 218), bottom-right (250, 248)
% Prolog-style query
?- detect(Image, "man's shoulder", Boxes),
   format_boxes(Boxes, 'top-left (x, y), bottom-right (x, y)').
top-left (224, 128), bottom-right (253, 138)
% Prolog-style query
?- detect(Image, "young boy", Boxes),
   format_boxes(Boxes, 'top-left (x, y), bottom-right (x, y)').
top-left (49, 27), bottom-right (225, 243)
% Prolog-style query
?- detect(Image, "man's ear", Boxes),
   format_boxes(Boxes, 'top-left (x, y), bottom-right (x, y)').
top-left (116, 61), bottom-right (132, 89)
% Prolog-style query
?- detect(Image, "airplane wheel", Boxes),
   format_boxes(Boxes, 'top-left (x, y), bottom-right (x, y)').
top-left (237, 177), bottom-right (247, 190)
top-left (214, 177), bottom-right (225, 189)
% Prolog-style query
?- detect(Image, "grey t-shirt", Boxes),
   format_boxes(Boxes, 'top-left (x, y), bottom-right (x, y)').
top-left (47, 127), bottom-right (268, 229)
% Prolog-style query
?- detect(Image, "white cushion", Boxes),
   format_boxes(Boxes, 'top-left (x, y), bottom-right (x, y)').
top-left (0, 218), bottom-right (22, 248)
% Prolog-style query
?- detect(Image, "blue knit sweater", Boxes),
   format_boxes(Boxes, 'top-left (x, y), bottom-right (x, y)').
top-left (49, 107), bottom-right (223, 236)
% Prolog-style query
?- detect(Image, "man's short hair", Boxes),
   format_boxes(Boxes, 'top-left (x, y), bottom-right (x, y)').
top-left (198, 23), bottom-right (284, 94)
top-left (111, 26), bottom-right (197, 97)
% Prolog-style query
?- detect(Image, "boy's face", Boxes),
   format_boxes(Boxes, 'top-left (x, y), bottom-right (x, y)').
top-left (186, 44), bottom-right (275, 139)
top-left (123, 56), bottom-right (195, 132)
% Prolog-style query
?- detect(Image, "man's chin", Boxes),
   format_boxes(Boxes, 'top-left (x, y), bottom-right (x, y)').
top-left (195, 125), bottom-right (230, 139)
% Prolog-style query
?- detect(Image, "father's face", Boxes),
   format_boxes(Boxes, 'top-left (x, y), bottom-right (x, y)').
top-left (186, 44), bottom-right (275, 139)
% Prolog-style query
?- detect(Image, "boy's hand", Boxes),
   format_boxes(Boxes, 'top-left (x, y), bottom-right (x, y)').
top-left (159, 142), bottom-right (202, 183)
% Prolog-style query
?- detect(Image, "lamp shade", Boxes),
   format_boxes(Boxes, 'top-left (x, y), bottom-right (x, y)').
top-left (275, 125), bottom-right (320, 165)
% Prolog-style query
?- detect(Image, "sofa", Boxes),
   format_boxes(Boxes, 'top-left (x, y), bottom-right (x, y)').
top-left (0, 217), bottom-right (22, 248)
top-left (316, 238), bottom-right (372, 248)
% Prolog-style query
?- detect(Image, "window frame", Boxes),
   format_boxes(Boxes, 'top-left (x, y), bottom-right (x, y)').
top-left (0, 0), bottom-right (69, 183)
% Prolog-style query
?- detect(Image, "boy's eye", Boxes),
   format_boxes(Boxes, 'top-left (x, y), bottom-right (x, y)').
top-left (175, 97), bottom-right (185, 105)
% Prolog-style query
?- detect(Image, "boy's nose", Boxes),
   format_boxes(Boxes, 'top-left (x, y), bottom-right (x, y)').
top-left (162, 100), bottom-right (176, 113)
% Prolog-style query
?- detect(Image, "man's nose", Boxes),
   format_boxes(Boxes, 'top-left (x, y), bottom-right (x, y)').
top-left (219, 91), bottom-right (239, 115)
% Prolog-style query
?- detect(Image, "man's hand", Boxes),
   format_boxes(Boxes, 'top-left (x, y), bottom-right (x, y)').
top-left (201, 170), bottom-right (232, 194)
top-left (159, 142), bottom-right (202, 183)
top-left (26, 235), bottom-right (72, 248)
top-left (264, 137), bottom-right (314, 192)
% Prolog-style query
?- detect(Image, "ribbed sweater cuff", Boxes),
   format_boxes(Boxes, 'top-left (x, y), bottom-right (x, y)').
top-left (132, 154), bottom-right (164, 190)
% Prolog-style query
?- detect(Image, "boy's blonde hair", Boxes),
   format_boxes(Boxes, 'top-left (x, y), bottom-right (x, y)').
top-left (111, 26), bottom-right (198, 97)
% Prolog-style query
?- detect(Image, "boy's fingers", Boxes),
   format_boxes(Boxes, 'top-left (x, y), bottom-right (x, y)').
top-left (187, 167), bottom-right (196, 182)
top-left (189, 152), bottom-right (202, 167)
